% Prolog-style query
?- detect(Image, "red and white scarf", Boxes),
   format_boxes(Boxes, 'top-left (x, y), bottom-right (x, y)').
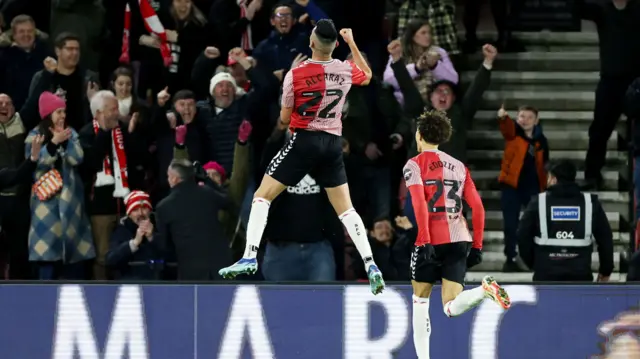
top-left (120, 1), bottom-right (173, 67)
top-left (238, 0), bottom-right (253, 51)
top-left (92, 120), bottom-right (130, 198)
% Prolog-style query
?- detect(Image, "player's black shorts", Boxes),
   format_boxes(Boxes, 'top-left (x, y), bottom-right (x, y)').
top-left (410, 242), bottom-right (472, 285)
top-left (266, 130), bottom-right (347, 188)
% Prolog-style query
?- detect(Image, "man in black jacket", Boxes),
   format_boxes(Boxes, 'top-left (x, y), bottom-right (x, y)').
top-left (0, 134), bottom-right (41, 190)
top-left (582, 0), bottom-right (640, 190)
top-left (0, 93), bottom-right (36, 279)
top-left (156, 159), bottom-right (231, 280)
top-left (517, 160), bottom-right (614, 281)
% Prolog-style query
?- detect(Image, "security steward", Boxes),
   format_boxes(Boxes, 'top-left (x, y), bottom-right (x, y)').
top-left (517, 160), bottom-right (614, 281)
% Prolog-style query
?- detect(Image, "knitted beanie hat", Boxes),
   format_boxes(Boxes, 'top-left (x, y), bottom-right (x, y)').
top-left (38, 92), bottom-right (66, 119)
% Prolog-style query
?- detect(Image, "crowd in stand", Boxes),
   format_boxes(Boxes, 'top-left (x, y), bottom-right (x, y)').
top-left (0, 0), bottom-right (638, 281)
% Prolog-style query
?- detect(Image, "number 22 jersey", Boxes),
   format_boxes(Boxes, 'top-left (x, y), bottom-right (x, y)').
top-left (403, 149), bottom-right (485, 249)
top-left (281, 59), bottom-right (368, 136)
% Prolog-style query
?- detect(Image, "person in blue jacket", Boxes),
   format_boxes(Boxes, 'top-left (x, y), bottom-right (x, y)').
top-left (252, 1), bottom-right (328, 71)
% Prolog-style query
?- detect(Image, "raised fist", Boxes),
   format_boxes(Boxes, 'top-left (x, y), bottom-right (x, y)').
top-left (425, 50), bottom-right (441, 68)
top-left (482, 44), bottom-right (498, 64)
top-left (204, 47), bottom-right (220, 59)
top-left (43, 57), bottom-right (57, 73)
top-left (339, 28), bottom-right (354, 44)
top-left (157, 87), bottom-right (170, 107)
top-left (387, 39), bottom-right (402, 62)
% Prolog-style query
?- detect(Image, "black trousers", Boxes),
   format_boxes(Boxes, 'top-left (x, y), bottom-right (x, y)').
top-left (585, 75), bottom-right (637, 180)
top-left (0, 195), bottom-right (31, 279)
top-left (463, 0), bottom-right (523, 40)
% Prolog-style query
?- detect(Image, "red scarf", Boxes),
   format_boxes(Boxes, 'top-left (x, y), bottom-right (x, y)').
top-left (92, 120), bottom-right (130, 197)
top-left (238, 0), bottom-right (253, 51)
top-left (120, 0), bottom-right (173, 67)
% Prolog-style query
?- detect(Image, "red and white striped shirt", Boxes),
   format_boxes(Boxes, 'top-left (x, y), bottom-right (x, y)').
top-left (281, 59), bottom-right (368, 136)
top-left (403, 150), bottom-right (485, 249)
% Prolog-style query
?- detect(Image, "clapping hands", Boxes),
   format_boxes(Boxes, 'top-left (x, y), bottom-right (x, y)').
top-left (30, 134), bottom-right (45, 161)
top-left (50, 127), bottom-right (72, 145)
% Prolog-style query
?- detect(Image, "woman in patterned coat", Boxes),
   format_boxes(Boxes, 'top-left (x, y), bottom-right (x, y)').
top-left (25, 92), bottom-right (95, 279)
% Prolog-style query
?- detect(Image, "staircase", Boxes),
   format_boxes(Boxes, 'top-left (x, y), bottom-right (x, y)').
top-left (458, 32), bottom-right (630, 278)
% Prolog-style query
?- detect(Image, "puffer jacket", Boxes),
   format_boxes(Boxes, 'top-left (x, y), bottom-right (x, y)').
top-left (498, 115), bottom-right (549, 191)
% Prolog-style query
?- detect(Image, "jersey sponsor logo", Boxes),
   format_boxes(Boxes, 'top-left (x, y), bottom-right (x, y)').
top-left (551, 206), bottom-right (580, 221)
top-left (287, 174), bottom-right (321, 195)
top-left (403, 168), bottom-right (412, 182)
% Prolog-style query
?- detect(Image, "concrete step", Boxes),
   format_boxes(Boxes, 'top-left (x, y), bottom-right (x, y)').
top-left (472, 31), bottom-right (599, 46)
top-left (470, 251), bottom-right (622, 272)
top-left (472, 110), bottom-right (627, 132)
top-left (467, 150), bottom-right (627, 170)
top-left (461, 71), bottom-right (599, 91)
top-left (468, 130), bottom-right (617, 150)
top-left (477, 190), bottom-right (630, 218)
top-left (460, 52), bottom-right (599, 72)
top-left (482, 90), bottom-right (594, 111)
top-left (472, 170), bottom-right (621, 191)
top-left (483, 210), bottom-right (620, 231)
top-left (464, 271), bottom-right (627, 283)
top-left (473, 110), bottom-right (590, 131)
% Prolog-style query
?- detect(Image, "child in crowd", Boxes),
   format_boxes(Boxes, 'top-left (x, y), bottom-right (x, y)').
top-left (498, 104), bottom-right (549, 272)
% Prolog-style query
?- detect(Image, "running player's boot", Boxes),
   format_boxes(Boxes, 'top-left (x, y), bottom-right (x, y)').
top-left (219, 258), bottom-right (258, 279)
top-left (367, 264), bottom-right (385, 295)
top-left (481, 275), bottom-right (511, 309)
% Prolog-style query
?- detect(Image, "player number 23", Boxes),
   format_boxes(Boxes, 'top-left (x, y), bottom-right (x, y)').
top-left (297, 89), bottom-right (344, 119)
top-left (425, 179), bottom-right (462, 213)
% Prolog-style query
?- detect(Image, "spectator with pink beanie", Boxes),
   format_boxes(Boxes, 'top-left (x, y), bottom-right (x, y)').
top-left (25, 91), bottom-right (95, 279)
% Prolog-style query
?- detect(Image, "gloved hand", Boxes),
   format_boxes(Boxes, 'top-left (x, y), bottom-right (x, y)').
top-left (175, 125), bottom-right (187, 145)
top-left (238, 120), bottom-right (252, 143)
top-left (467, 247), bottom-right (483, 269)
top-left (421, 243), bottom-right (436, 263)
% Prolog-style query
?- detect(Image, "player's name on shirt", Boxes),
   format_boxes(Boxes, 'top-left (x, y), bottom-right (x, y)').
top-left (302, 72), bottom-right (346, 87)
top-left (428, 160), bottom-right (457, 172)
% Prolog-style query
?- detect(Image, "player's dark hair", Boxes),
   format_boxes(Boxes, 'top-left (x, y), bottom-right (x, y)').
top-left (314, 19), bottom-right (337, 43)
top-left (416, 110), bottom-right (452, 145)
top-left (547, 160), bottom-right (576, 183)
top-left (518, 105), bottom-right (539, 117)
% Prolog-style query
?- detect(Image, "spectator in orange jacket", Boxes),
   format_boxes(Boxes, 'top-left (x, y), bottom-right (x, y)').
top-left (497, 104), bottom-right (548, 272)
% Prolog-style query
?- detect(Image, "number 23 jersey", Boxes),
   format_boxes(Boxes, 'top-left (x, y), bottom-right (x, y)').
top-left (281, 59), bottom-right (368, 136)
top-left (403, 149), bottom-right (485, 249)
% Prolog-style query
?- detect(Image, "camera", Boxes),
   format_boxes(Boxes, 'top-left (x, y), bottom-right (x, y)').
top-left (193, 161), bottom-right (208, 183)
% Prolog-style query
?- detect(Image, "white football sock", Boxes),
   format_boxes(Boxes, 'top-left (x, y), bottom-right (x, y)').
top-left (443, 286), bottom-right (486, 317)
top-left (412, 295), bottom-right (431, 359)
top-left (243, 198), bottom-right (271, 259)
top-left (339, 208), bottom-right (374, 269)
